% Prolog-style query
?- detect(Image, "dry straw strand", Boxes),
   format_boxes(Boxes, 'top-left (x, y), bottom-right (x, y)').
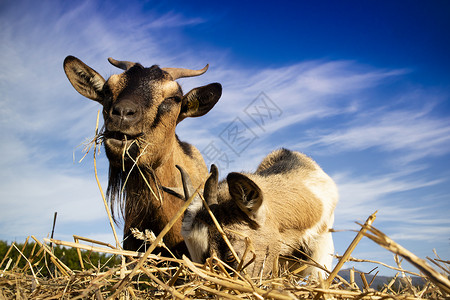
top-left (361, 223), bottom-right (450, 296)
top-left (336, 255), bottom-right (422, 277)
top-left (12, 243), bottom-right (39, 288)
top-left (92, 110), bottom-right (122, 250)
top-left (1, 221), bottom-right (447, 299)
top-left (326, 211), bottom-right (377, 285)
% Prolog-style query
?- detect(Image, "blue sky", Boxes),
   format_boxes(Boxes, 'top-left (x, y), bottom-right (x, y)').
top-left (1, 0), bottom-right (449, 275)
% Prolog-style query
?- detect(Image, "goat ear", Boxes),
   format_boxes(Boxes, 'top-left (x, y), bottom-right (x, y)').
top-left (63, 56), bottom-right (106, 103)
top-left (227, 173), bottom-right (264, 223)
top-left (178, 83), bottom-right (222, 123)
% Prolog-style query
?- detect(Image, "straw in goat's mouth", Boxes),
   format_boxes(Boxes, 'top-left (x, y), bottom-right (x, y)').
top-left (104, 131), bottom-right (143, 142)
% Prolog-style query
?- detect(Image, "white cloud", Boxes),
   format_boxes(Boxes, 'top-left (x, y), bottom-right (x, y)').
top-left (207, 60), bottom-right (404, 118)
top-left (293, 101), bottom-right (450, 164)
top-left (389, 226), bottom-right (450, 241)
top-left (0, 158), bottom-right (108, 240)
top-left (144, 11), bottom-right (206, 28)
top-left (177, 59), bottom-right (410, 166)
top-left (292, 61), bottom-right (408, 95)
top-left (331, 169), bottom-right (448, 246)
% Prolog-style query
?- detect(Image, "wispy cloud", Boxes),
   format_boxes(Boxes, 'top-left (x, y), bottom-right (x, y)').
top-left (293, 100), bottom-right (450, 164)
top-left (331, 169), bottom-right (447, 242)
top-left (183, 59), bottom-right (410, 158)
top-left (144, 11), bottom-right (206, 28)
top-left (0, 152), bottom-right (107, 239)
top-left (210, 60), bottom-right (405, 115)
top-left (389, 225), bottom-right (450, 241)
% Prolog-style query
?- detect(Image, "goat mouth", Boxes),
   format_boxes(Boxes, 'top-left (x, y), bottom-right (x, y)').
top-left (103, 131), bottom-right (144, 149)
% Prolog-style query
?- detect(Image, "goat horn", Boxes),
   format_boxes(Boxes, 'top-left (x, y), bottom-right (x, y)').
top-left (162, 64), bottom-right (209, 80)
top-left (204, 164), bottom-right (218, 205)
top-left (175, 165), bottom-right (195, 201)
top-left (108, 57), bottom-right (136, 71)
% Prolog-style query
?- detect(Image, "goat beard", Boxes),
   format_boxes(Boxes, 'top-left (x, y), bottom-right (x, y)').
top-left (106, 163), bottom-right (164, 231)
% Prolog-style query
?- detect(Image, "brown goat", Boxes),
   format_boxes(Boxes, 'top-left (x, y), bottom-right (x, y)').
top-left (63, 56), bottom-right (222, 255)
top-left (177, 148), bottom-right (338, 277)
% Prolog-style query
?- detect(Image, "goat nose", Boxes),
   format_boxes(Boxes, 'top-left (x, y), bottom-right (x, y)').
top-left (112, 106), bottom-right (135, 118)
top-left (110, 101), bottom-right (140, 124)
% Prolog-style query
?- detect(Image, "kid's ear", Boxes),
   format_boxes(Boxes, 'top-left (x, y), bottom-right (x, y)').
top-left (227, 173), bottom-right (264, 224)
top-left (63, 55), bottom-right (106, 103)
top-left (177, 83), bottom-right (222, 123)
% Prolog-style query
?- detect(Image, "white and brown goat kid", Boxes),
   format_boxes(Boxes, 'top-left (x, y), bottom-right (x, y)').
top-left (63, 56), bottom-right (221, 255)
top-left (177, 148), bottom-right (338, 277)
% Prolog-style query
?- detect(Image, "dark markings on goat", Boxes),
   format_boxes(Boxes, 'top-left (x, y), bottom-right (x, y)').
top-left (257, 148), bottom-right (303, 176)
top-left (196, 201), bottom-right (259, 230)
top-left (177, 136), bottom-right (194, 158)
top-left (150, 98), bottom-right (176, 129)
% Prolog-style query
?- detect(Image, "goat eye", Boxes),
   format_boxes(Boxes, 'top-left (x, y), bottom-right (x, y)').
top-left (225, 253), bottom-right (237, 263)
top-left (167, 96), bottom-right (181, 103)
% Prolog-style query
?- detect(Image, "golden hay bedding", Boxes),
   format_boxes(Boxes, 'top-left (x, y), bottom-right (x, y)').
top-left (1, 212), bottom-right (448, 299)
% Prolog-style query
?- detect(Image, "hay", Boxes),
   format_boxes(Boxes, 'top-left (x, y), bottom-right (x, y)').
top-left (2, 116), bottom-right (448, 299)
top-left (1, 216), bottom-right (448, 299)
top-left (6, 224), bottom-right (449, 299)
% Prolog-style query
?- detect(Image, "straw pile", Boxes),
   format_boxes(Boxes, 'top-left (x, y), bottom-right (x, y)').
top-left (1, 211), bottom-right (448, 299)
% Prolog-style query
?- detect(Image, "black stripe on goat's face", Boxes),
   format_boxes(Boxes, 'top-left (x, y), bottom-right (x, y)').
top-left (101, 66), bottom-right (184, 168)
